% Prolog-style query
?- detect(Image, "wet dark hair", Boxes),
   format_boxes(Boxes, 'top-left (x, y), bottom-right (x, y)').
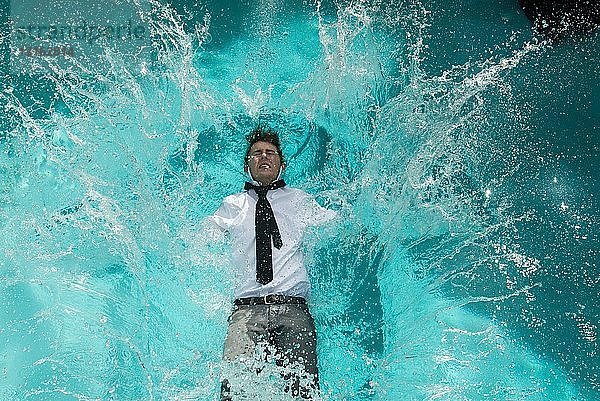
top-left (244, 125), bottom-right (285, 166)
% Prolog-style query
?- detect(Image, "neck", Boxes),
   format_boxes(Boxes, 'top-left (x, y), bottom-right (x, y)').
top-left (247, 166), bottom-right (284, 186)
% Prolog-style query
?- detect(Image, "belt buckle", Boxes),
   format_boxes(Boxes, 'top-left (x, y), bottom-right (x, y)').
top-left (263, 294), bottom-right (277, 305)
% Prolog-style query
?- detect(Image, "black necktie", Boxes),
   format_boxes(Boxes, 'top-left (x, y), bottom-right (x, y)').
top-left (244, 179), bottom-right (286, 285)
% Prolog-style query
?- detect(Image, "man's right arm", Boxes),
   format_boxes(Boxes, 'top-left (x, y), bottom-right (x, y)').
top-left (180, 195), bottom-right (240, 253)
top-left (205, 195), bottom-right (241, 233)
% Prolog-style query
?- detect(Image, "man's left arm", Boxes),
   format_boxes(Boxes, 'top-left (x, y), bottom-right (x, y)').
top-left (304, 193), bottom-right (339, 227)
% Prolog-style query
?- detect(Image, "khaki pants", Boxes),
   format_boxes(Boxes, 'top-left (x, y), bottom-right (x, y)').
top-left (221, 303), bottom-right (319, 400)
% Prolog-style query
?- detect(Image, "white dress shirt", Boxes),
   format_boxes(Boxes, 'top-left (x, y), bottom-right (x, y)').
top-left (206, 185), bottom-right (336, 300)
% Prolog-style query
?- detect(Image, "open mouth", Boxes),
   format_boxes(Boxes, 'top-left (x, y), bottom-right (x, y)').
top-left (259, 162), bottom-right (272, 169)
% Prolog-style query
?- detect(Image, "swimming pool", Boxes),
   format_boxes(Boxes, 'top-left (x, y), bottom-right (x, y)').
top-left (1, 0), bottom-right (598, 399)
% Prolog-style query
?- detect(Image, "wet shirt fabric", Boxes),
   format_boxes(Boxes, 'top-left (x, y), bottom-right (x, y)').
top-left (207, 186), bottom-right (336, 300)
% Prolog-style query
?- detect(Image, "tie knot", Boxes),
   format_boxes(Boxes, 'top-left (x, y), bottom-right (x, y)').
top-left (255, 187), bottom-right (269, 198)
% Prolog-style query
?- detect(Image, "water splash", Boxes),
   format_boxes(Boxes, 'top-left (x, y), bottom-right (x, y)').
top-left (1, 0), bottom-right (598, 400)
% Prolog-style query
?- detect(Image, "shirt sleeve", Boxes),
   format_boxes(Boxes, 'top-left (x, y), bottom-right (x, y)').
top-left (304, 193), bottom-right (338, 227)
top-left (176, 197), bottom-right (240, 270)
top-left (205, 195), bottom-right (240, 232)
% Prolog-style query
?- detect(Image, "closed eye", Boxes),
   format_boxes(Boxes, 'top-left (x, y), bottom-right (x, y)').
top-left (251, 150), bottom-right (278, 158)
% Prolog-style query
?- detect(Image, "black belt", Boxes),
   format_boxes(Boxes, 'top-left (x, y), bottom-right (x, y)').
top-left (234, 295), bottom-right (306, 306)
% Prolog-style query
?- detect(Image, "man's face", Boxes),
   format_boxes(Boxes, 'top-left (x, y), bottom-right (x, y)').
top-left (246, 140), bottom-right (284, 185)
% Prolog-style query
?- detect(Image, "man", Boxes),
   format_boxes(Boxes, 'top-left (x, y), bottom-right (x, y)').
top-left (206, 126), bottom-right (336, 400)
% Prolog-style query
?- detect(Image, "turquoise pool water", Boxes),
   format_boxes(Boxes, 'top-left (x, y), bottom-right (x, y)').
top-left (1, 0), bottom-right (599, 400)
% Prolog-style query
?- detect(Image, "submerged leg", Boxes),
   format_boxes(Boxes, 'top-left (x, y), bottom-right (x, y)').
top-left (270, 304), bottom-right (320, 399)
top-left (221, 305), bottom-right (269, 401)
